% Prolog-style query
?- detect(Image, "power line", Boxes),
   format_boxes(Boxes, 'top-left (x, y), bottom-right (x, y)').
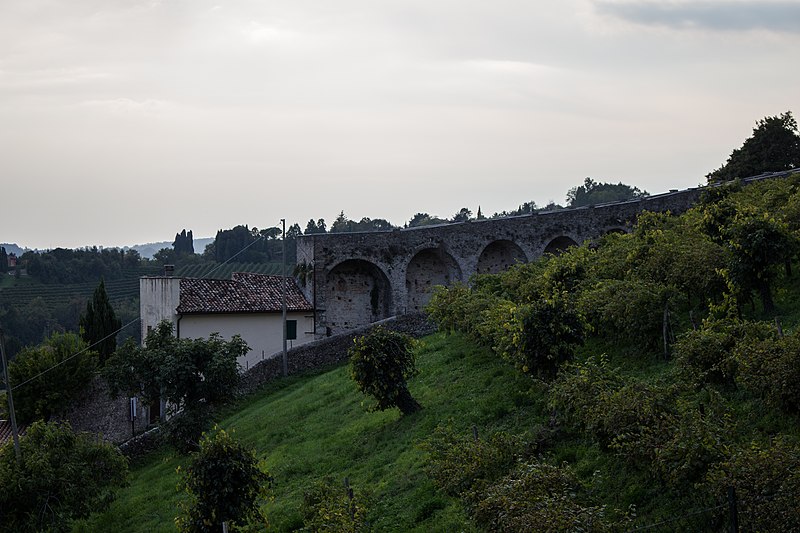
top-left (5, 230), bottom-right (282, 393)
top-left (9, 316), bottom-right (141, 392)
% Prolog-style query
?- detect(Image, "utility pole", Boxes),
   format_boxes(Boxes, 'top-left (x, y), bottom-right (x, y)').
top-left (281, 219), bottom-right (288, 377)
top-left (0, 327), bottom-right (22, 463)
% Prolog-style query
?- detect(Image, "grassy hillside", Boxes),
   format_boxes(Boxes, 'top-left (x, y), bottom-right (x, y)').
top-left (74, 333), bottom-right (540, 532)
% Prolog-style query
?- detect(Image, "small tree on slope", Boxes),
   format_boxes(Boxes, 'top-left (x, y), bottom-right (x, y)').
top-left (349, 326), bottom-right (421, 415)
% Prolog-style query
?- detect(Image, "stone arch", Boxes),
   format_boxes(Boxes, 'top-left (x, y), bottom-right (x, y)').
top-left (325, 259), bottom-right (392, 333)
top-left (544, 236), bottom-right (579, 256)
top-left (406, 248), bottom-right (462, 312)
top-left (477, 240), bottom-right (528, 274)
top-left (604, 227), bottom-right (628, 235)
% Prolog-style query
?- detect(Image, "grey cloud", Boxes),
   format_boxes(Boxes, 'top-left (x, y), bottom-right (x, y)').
top-left (595, 1), bottom-right (800, 33)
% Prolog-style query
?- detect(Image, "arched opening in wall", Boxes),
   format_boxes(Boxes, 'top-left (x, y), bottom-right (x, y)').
top-left (326, 259), bottom-right (391, 333)
top-left (604, 227), bottom-right (627, 236)
top-left (544, 236), bottom-right (579, 256)
top-left (477, 240), bottom-right (527, 274)
top-left (406, 248), bottom-right (462, 312)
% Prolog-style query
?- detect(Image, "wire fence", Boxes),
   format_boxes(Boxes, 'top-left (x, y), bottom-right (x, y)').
top-left (628, 487), bottom-right (791, 533)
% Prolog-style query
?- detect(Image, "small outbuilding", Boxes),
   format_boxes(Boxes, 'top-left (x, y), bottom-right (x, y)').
top-left (140, 271), bottom-right (316, 370)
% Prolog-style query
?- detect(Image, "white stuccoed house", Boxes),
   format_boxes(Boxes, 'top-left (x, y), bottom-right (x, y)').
top-left (140, 269), bottom-right (316, 371)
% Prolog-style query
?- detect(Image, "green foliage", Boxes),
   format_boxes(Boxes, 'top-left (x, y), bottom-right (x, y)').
top-left (420, 424), bottom-right (523, 500)
top-left (105, 321), bottom-right (247, 439)
top-left (724, 213), bottom-right (797, 312)
top-left (208, 224), bottom-right (298, 264)
top-left (8, 331), bottom-right (97, 424)
top-left (172, 229), bottom-right (195, 255)
top-left (79, 279), bottom-right (122, 364)
top-left (426, 283), bottom-right (500, 337)
top-left (550, 357), bottom-right (729, 487)
top-left (673, 318), bottom-right (775, 385)
top-left (734, 329), bottom-right (800, 413)
top-left (165, 406), bottom-right (216, 455)
top-left (511, 298), bottom-right (584, 377)
top-left (176, 428), bottom-right (272, 532)
top-left (405, 212), bottom-right (449, 227)
top-left (705, 436), bottom-right (800, 532)
top-left (349, 326), bottom-right (421, 415)
top-left (471, 461), bottom-right (620, 533)
top-left (0, 420), bottom-right (128, 532)
top-left (566, 177), bottom-right (648, 208)
top-left (300, 477), bottom-right (371, 532)
top-left (578, 278), bottom-right (670, 351)
top-left (708, 111), bottom-right (800, 181)
top-left (329, 210), bottom-right (397, 233)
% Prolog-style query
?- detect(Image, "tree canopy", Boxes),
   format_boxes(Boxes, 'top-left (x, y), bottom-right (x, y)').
top-left (176, 428), bottom-right (271, 532)
top-left (79, 279), bottom-right (122, 364)
top-left (8, 331), bottom-right (98, 424)
top-left (172, 229), bottom-right (195, 255)
top-left (0, 420), bottom-right (128, 532)
top-left (708, 111), bottom-right (800, 182)
top-left (566, 178), bottom-right (648, 208)
top-left (105, 321), bottom-right (247, 413)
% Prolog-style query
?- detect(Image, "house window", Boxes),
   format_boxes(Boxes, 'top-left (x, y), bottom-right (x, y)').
top-left (286, 320), bottom-right (297, 340)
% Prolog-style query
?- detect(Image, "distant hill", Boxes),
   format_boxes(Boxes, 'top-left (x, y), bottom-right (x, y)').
top-left (0, 243), bottom-right (27, 256)
top-left (2, 238), bottom-right (214, 259)
top-left (126, 238), bottom-right (213, 259)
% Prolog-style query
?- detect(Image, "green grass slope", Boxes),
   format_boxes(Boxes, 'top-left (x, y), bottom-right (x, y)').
top-left (74, 333), bottom-right (542, 532)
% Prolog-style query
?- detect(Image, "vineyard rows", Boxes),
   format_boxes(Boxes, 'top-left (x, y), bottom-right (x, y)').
top-left (0, 262), bottom-right (285, 311)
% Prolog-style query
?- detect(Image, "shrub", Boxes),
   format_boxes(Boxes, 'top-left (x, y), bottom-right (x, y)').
top-left (504, 297), bottom-right (584, 377)
top-left (472, 461), bottom-right (621, 533)
top-left (578, 278), bottom-right (670, 352)
top-left (300, 477), bottom-right (371, 532)
top-left (734, 329), bottom-right (800, 413)
top-left (164, 406), bottom-right (215, 454)
top-left (349, 326), bottom-right (421, 415)
top-left (105, 321), bottom-right (247, 419)
top-left (420, 424), bottom-right (523, 500)
top-left (550, 358), bottom-right (727, 486)
top-left (548, 355), bottom-right (625, 439)
top-left (674, 318), bottom-right (774, 386)
top-left (176, 428), bottom-right (272, 532)
top-left (0, 421), bottom-right (128, 532)
top-left (705, 437), bottom-right (800, 532)
top-left (426, 283), bottom-right (499, 338)
top-left (8, 332), bottom-right (98, 424)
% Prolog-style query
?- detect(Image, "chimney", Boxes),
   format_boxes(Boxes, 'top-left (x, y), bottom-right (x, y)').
top-left (164, 264), bottom-right (175, 277)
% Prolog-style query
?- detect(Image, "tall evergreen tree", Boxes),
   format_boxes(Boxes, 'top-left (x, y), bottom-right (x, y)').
top-left (0, 246), bottom-right (7, 273)
top-left (79, 279), bottom-right (122, 364)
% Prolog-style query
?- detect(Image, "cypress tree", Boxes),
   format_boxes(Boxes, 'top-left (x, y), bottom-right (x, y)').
top-left (79, 280), bottom-right (121, 364)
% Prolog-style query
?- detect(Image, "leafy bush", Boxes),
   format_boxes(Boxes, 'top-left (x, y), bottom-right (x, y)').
top-left (505, 298), bottom-right (584, 377)
top-left (420, 424), bottom-right (523, 500)
top-left (165, 406), bottom-right (215, 454)
top-left (300, 477), bottom-right (371, 532)
top-left (105, 321), bottom-right (247, 417)
top-left (176, 428), bottom-right (272, 532)
top-left (8, 332), bottom-right (98, 424)
top-left (550, 358), bottom-right (727, 486)
top-left (349, 326), bottom-right (421, 415)
top-left (548, 356), bottom-right (625, 440)
top-left (578, 278), bottom-right (670, 352)
top-left (705, 437), bottom-right (800, 532)
top-left (0, 421), bottom-right (128, 532)
top-left (472, 461), bottom-right (622, 533)
top-left (734, 329), bottom-right (800, 413)
top-left (426, 283), bottom-right (499, 338)
top-left (674, 318), bottom-right (774, 385)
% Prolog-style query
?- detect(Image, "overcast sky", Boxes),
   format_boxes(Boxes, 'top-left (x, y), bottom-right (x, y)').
top-left (2, 0), bottom-right (799, 250)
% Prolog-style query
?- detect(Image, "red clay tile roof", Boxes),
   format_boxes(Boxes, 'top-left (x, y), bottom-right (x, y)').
top-left (177, 272), bottom-right (313, 314)
top-left (0, 420), bottom-right (26, 445)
